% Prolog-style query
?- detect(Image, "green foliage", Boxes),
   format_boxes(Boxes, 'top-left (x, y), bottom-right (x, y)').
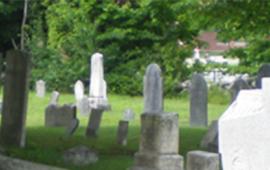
top-left (225, 38), bottom-right (270, 75)
top-left (208, 85), bottom-right (230, 105)
top-left (28, 0), bottom-right (198, 95)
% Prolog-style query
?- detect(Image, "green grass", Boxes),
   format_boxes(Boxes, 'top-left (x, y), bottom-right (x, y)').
top-left (2, 92), bottom-right (229, 170)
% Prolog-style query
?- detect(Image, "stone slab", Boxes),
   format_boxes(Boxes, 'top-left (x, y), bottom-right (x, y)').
top-left (187, 150), bottom-right (220, 170)
top-left (0, 154), bottom-right (67, 170)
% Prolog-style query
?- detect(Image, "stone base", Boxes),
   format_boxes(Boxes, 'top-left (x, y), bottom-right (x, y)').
top-left (187, 150), bottom-right (220, 170)
top-left (130, 153), bottom-right (184, 170)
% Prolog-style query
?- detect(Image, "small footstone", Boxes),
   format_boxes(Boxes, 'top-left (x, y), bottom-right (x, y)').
top-left (187, 151), bottom-right (220, 170)
top-left (63, 145), bottom-right (98, 166)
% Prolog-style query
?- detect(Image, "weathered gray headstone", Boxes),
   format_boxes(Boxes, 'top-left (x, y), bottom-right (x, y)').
top-left (0, 50), bottom-right (30, 147)
top-left (35, 80), bottom-right (46, 98)
top-left (190, 73), bottom-right (208, 127)
top-left (130, 63), bottom-right (183, 170)
top-left (230, 78), bottom-right (250, 102)
top-left (187, 151), bottom-right (220, 170)
top-left (116, 120), bottom-right (129, 146)
top-left (49, 91), bottom-right (60, 105)
top-left (256, 63), bottom-right (270, 88)
top-left (45, 104), bottom-right (79, 136)
top-left (200, 120), bottom-right (218, 153)
top-left (143, 64), bottom-right (163, 114)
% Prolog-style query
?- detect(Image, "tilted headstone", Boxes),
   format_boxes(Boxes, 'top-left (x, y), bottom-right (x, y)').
top-left (230, 78), bottom-right (250, 102)
top-left (116, 109), bottom-right (135, 146)
top-left (49, 91), bottom-right (60, 105)
top-left (200, 120), bottom-right (218, 153)
top-left (45, 104), bottom-right (79, 136)
top-left (130, 64), bottom-right (183, 170)
top-left (86, 53), bottom-right (111, 137)
top-left (35, 80), bottom-right (46, 98)
top-left (255, 63), bottom-right (270, 88)
top-left (0, 50), bottom-right (30, 148)
top-left (219, 78), bottom-right (270, 170)
top-left (187, 151), bottom-right (220, 170)
top-left (190, 73), bottom-right (208, 127)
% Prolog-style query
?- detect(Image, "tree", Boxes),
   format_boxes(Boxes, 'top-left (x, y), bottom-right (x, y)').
top-left (28, 0), bottom-right (200, 95)
top-left (199, 0), bottom-right (270, 71)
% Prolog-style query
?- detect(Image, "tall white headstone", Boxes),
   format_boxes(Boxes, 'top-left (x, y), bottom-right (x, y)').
top-left (89, 53), bottom-right (108, 109)
top-left (219, 78), bottom-right (270, 170)
top-left (36, 80), bottom-right (46, 98)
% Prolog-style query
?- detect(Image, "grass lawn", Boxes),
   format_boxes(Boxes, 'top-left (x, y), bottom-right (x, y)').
top-left (2, 91), bottom-right (230, 170)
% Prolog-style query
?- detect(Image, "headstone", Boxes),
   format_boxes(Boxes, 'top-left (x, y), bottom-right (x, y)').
top-left (116, 120), bottom-right (129, 146)
top-left (200, 120), bottom-right (218, 153)
top-left (219, 78), bottom-right (270, 170)
top-left (255, 63), bottom-right (270, 88)
top-left (45, 104), bottom-right (79, 136)
top-left (230, 78), bottom-right (250, 102)
top-left (123, 108), bottom-right (135, 121)
top-left (0, 50), bottom-right (30, 147)
top-left (89, 53), bottom-right (109, 109)
top-left (130, 63), bottom-right (183, 170)
top-left (86, 109), bottom-right (103, 137)
top-left (86, 53), bottom-right (111, 137)
top-left (49, 91), bottom-right (60, 105)
top-left (74, 80), bottom-right (84, 102)
top-left (74, 81), bottom-right (92, 115)
top-left (186, 151), bottom-right (220, 170)
top-left (78, 96), bottom-right (91, 116)
top-left (0, 154), bottom-right (67, 170)
top-left (63, 145), bottom-right (98, 166)
top-left (35, 80), bottom-right (46, 98)
top-left (190, 73), bottom-right (208, 127)
top-left (143, 64), bottom-right (163, 114)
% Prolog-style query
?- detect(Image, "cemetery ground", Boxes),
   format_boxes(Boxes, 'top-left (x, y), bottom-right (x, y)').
top-left (0, 89), bottom-right (229, 170)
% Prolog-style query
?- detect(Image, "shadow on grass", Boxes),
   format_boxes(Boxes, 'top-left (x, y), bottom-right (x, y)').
top-left (5, 125), bottom-right (207, 170)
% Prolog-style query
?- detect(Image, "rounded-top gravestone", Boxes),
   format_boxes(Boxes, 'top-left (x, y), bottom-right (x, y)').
top-left (143, 63), bottom-right (163, 114)
top-left (190, 73), bottom-right (208, 127)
